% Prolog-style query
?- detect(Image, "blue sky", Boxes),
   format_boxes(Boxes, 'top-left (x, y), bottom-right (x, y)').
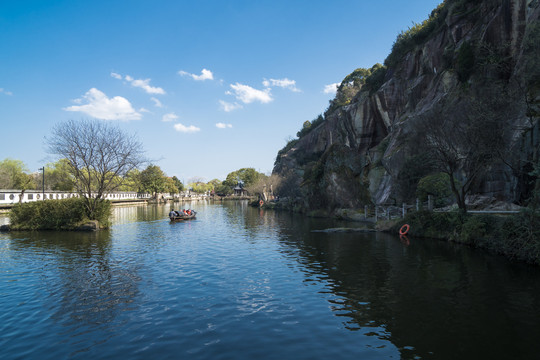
top-left (1, 0), bottom-right (442, 182)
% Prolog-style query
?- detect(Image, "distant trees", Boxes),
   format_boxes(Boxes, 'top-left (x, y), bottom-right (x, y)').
top-left (223, 168), bottom-right (264, 188)
top-left (172, 176), bottom-right (184, 192)
top-left (0, 158), bottom-right (35, 203)
top-left (45, 159), bottom-right (75, 191)
top-left (47, 119), bottom-right (147, 218)
top-left (0, 159), bottom-right (33, 190)
top-left (140, 165), bottom-right (166, 198)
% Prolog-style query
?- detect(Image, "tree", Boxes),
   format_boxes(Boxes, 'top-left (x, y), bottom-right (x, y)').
top-left (0, 158), bottom-right (29, 189)
top-left (172, 176), bottom-right (184, 192)
top-left (140, 165), bottom-right (166, 198)
top-left (118, 169), bottom-right (143, 192)
top-left (416, 90), bottom-right (513, 211)
top-left (0, 158), bottom-right (35, 202)
top-left (245, 173), bottom-right (284, 198)
top-left (215, 183), bottom-right (233, 196)
top-left (164, 177), bottom-right (179, 195)
top-left (223, 168), bottom-right (264, 188)
top-left (44, 159), bottom-right (75, 191)
top-left (47, 119), bottom-right (147, 219)
top-left (189, 181), bottom-right (212, 194)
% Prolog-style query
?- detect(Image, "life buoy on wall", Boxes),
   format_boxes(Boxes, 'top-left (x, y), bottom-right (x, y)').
top-left (259, 200), bottom-right (264, 206)
top-left (399, 224), bottom-right (410, 235)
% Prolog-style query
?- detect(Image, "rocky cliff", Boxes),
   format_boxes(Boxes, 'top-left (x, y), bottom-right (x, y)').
top-left (274, 0), bottom-right (540, 211)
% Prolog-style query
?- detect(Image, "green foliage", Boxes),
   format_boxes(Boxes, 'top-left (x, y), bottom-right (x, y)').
top-left (416, 173), bottom-right (453, 207)
top-left (276, 139), bottom-right (299, 163)
top-left (140, 165), bottom-right (166, 196)
top-left (296, 114), bottom-right (324, 139)
top-left (395, 208), bottom-right (540, 265)
top-left (215, 183), bottom-right (233, 196)
top-left (499, 209), bottom-right (540, 263)
top-left (46, 159), bottom-right (74, 191)
top-left (396, 153), bottom-right (435, 201)
top-left (456, 41), bottom-right (476, 82)
top-left (118, 169), bottom-right (142, 192)
top-left (0, 158), bottom-right (32, 189)
top-left (208, 179), bottom-right (221, 190)
top-left (9, 197), bottom-right (111, 230)
top-left (223, 168), bottom-right (264, 188)
top-left (326, 64), bottom-right (387, 116)
top-left (189, 181), bottom-right (213, 194)
top-left (384, 2), bottom-right (449, 68)
top-left (364, 63), bottom-right (387, 94)
top-left (394, 210), bottom-right (467, 239)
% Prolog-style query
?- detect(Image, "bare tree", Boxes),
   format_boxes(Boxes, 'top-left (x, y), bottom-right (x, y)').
top-left (416, 89), bottom-right (513, 211)
top-left (47, 119), bottom-right (147, 218)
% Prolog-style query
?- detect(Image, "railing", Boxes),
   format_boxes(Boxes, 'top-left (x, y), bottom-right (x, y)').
top-left (361, 195), bottom-right (519, 221)
top-left (0, 190), bottom-right (151, 206)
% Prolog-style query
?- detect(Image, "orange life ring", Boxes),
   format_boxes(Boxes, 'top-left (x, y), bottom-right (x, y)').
top-left (259, 200), bottom-right (264, 206)
top-left (399, 224), bottom-right (410, 235)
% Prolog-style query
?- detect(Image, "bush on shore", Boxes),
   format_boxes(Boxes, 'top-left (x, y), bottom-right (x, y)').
top-left (9, 197), bottom-right (112, 230)
top-left (392, 209), bottom-right (540, 265)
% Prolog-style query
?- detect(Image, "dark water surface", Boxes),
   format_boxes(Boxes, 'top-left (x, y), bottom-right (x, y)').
top-left (1, 201), bottom-right (540, 359)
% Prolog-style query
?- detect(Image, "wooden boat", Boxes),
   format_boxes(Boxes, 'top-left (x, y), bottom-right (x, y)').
top-left (170, 211), bottom-right (197, 221)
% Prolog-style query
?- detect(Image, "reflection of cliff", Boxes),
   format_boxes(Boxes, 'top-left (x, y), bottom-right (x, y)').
top-left (271, 213), bottom-right (540, 359)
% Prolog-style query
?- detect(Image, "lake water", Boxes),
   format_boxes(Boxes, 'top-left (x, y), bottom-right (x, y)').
top-left (1, 201), bottom-right (540, 359)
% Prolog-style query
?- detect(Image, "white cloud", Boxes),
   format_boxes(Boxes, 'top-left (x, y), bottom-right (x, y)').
top-left (151, 97), bottom-right (163, 108)
top-left (219, 100), bottom-right (243, 112)
top-left (228, 83), bottom-right (272, 104)
top-left (216, 122), bottom-right (232, 129)
top-left (174, 123), bottom-right (200, 133)
top-left (111, 72), bottom-right (166, 94)
top-left (64, 88), bottom-right (142, 121)
top-left (324, 83), bottom-right (340, 94)
top-left (130, 78), bottom-right (166, 94)
top-left (162, 112), bottom-right (179, 122)
top-left (0, 88), bottom-right (13, 96)
top-left (179, 68), bottom-right (214, 81)
top-left (139, 107), bottom-right (151, 113)
top-left (262, 78), bottom-right (300, 92)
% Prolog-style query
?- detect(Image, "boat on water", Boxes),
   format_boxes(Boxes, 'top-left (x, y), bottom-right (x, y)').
top-left (169, 210), bottom-right (197, 221)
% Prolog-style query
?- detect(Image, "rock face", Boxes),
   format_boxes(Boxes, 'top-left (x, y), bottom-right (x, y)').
top-left (274, 0), bottom-right (540, 209)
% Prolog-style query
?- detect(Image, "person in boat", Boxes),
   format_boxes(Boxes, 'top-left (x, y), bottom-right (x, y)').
top-left (169, 209), bottom-right (177, 218)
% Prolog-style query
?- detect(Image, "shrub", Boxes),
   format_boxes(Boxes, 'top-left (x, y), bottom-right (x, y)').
top-left (297, 114), bottom-right (324, 139)
top-left (393, 209), bottom-right (466, 239)
top-left (384, 2), bottom-right (449, 68)
top-left (9, 197), bottom-right (111, 230)
top-left (416, 172), bottom-right (453, 207)
top-left (393, 209), bottom-right (540, 265)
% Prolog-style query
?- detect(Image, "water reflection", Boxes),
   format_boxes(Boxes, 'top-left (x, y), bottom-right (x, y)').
top-left (3, 230), bottom-right (140, 337)
top-left (2, 202), bottom-right (540, 359)
top-left (265, 211), bottom-right (540, 359)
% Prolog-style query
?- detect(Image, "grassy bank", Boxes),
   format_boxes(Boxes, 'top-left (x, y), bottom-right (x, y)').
top-left (390, 209), bottom-right (540, 265)
top-left (9, 198), bottom-right (111, 231)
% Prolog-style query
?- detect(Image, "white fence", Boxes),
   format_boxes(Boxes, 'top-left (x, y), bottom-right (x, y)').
top-left (0, 190), bottom-right (151, 206)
